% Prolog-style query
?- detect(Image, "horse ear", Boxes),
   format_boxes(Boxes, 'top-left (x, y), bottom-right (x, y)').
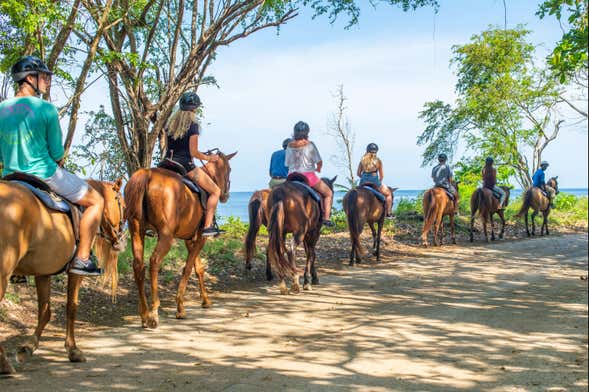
top-left (554, 175), bottom-right (559, 180)
top-left (226, 151), bottom-right (238, 160)
top-left (113, 177), bottom-right (123, 192)
top-left (330, 175), bottom-right (337, 184)
top-left (390, 187), bottom-right (399, 193)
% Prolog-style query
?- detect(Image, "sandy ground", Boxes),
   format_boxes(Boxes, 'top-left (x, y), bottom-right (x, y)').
top-left (1, 233), bottom-right (587, 391)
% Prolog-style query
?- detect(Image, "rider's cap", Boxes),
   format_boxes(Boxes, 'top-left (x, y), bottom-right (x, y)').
top-left (179, 91), bottom-right (201, 111)
top-left (11, 56), bottom-right (53, 83)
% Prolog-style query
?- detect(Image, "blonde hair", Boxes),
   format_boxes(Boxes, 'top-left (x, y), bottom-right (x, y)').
top-left (167, 110), bottom-right (198, 140)
top-left (360, 152), bottom-right (380, 173)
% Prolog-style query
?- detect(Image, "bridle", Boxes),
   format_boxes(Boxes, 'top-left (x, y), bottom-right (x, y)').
top-left (97, 188), bottom-right (126, 249)
top-left (198, 148), bottom-right (231, 201)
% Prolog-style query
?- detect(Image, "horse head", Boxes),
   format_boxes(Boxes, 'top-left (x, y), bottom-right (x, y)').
top-left (205, 149), bottom-right (237, 203)
top-left (548, 176), bottom-right (559, 195)
top-left (321, 175), bottom-right (338, 192)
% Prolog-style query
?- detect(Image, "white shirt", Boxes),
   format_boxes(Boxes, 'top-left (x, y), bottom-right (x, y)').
top-left (285, 142), bottom-right (322, 173)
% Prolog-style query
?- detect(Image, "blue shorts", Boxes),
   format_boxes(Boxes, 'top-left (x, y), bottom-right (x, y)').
top-left (359, 172), bottom-right (381, 187)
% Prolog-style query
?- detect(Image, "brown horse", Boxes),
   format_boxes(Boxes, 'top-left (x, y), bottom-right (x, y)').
top-left (124, 151), bottom-right (236, 329)
top-left (266, 176), bottom-right (336, 294)
top-left (244, 189), bottom-right (273, 280)
top-left (343, 185), bottom-right (397, 266)
top-left (421, 183), bottom-right (460, 247)
top-left (0, 178), bottom-right (124, 375)
top-left (469, 186), bottom-right (511, 242)
top-left (517, 177), bottom-right (559, 236)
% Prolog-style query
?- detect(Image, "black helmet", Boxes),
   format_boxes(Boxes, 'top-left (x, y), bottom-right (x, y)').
top-left (11, 56), bottom-right (53, 83)
top-left (179, 91), bottom-right (201, 111)
top-left (293, 121), bottom-right (310, 140)
top-left (485, 156), bottom-right (494, 164)
top-left (366, 143), bottom-right (379, 153)
top-left (438, 153), bottom-right (448, 161)
top-left (282, 138), bottom-right (293, 149)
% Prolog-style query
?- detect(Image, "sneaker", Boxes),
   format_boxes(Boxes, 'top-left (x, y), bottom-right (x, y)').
top-left (202, 226), bottom-right (224, 237)
top-left (322, 219), bottom-right (335, 228)
top-left (69, 254), bottom-right (102, 276)
top-left (385, 213), bottom-right (394, 220)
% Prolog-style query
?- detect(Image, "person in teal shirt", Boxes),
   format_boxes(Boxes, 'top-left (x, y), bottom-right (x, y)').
top-left (0, 56), bottom-right (104, 276)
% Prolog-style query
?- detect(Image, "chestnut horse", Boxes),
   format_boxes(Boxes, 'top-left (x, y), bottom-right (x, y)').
top-left (517, 177), bottom-right (559, 236)
top-left (0, 178), bottom-right (125, 375)
top-left (469, 186), bottom-right (511, 242)
top-left (124, 151), bottom-right (236, 329)
top-left (343, 186), bottom-right (397, 266)
top-left (244, 189), bottom-right (273, 280)
top-left (266, 176), bottom-right (336, 294)
top-left (421, 183), bottom-right (460, 247)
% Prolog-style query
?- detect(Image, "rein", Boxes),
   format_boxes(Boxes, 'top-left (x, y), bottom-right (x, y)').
top-left (198, 148), bottom-right (230, 200)
top-left (97, 190), bottom-right (126, 248)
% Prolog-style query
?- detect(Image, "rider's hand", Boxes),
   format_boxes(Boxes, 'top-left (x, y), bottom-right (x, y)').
top-left (56, 158), bottom-right (65, 167)
top-left (208, 154), bottom-right (220, 163)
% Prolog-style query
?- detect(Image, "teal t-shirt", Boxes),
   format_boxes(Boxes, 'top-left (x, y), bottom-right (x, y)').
top-left (0, 96), bottom-right (65, 179)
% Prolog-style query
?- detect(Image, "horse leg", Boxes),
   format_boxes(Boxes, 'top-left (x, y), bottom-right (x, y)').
top-left (308, 230), bottom-right (321, 286)
top-left (16, 276), bottom-right (52, 364)
top-left (523, 209), bottom-right (530, 237)
top-left (531, 210), bottom-right (538, 236)
top-left (469, 212), bottom-right (475, 243)
top-left (449, 214), bottom-right (456, 244)
top-left (192, 236), bottom-right (212, 308)
top-left (375, 219), bottom-right (383, 261)
top-left (129, 220), bottom-right (149, 328)
top-left (543, 211), bottom-right (549, 236)
top-left (146, 234), bottom-right (173, 329)
top-left (490, 212), bottom-right (496, 241)
top-left (369, 222), bottom-right (377, 256)
top-left (64, 274), bottom-right (86, 362)
top-left (265, 247), bottom-right (273, 281)
top-left (498, 210), bottom-right (506, 239)
top-left (176, 235), bottom-right (209, 319)
top-left (287, 237), bottom-right (300, 294)
top-left (303, 240), bottom-right (312, 291)
top-left (0, 273), bottom-right (16, 374)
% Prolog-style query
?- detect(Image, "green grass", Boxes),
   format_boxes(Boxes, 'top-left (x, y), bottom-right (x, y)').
top-left (4, 292), bottom-right (20, 304)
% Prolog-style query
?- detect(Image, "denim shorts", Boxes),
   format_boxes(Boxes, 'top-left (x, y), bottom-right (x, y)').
top-left (44, 167), bottom-right (89, 203)
top-left (359, 172), bottom-right (381, 187)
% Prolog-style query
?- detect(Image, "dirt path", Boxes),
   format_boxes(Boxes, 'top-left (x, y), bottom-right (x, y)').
top-left (2, 234), bottom-right (588, 391)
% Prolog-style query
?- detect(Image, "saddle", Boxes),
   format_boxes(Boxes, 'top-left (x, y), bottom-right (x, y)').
top-left (157, 158), bottom-right (207, 209)
top-left (285, 173), bottom-right (322, 204)
top-left (435, 185), bottom-right (455, 201)
top-left (3, 172), bottom-right (82, 244)
top-left (533, 186), bottom-right (549, 198)
top-left (360, 183), bottom-right (386, 203)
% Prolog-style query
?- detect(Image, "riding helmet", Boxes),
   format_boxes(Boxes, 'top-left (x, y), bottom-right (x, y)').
top-left (11, 56), bottom-right (53, 83)
top-left (485, 157), bottom-right (494, 164)
top-left (438, 153), bottom-right (448, 162)
top-left (540, 160), bottom-right (549, 167)
top-left (179, 91), bottom-right (201, 111)
top-left (366, 143), bottom-right (379, 153)
top-left (293, 121), bottom-right (310, 140)
top-left (282, 138), bottom-right (293, 149)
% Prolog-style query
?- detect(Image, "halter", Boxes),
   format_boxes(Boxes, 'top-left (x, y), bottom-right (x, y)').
top-left (198, 148), bottom-right (231, 201)
top-left (97, 189), bottom-right (126, 249)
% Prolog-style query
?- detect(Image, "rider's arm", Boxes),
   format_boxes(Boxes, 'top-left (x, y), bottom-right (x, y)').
top-left (356, 162), bottom-right (363, 177)
top-left (46, 104), bottom-right (65, 162)
top-left (378, 159), bottom-right (384, 181)
top-left (189, 134), bottom-right (215, 161)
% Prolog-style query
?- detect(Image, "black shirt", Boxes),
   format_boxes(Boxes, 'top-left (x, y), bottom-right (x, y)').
top-left (166, 122), bottom-right (200, 165)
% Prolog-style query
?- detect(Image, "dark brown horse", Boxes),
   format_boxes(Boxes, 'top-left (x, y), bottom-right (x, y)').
top-left (124, 151), bottom-right (236, 329)
top-left (343, 185), bottom-right (397, 266)
top-left (421, 183), bottom-right (459, 247)
top-left (517, 177), bottom-right (559, 236)
top-left (0, 178), bottom-right (124, 374)
top-left (244, 189), bottom-right (273, 280)
top-left (266, 176), bottom-right (336, 294)
top-left (469, 186), bottom-right (511, 242)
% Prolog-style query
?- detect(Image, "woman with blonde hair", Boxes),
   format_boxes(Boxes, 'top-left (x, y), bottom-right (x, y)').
top-left (165, 91), bottom-right (221, 236)
top-left (357, 143), bottom-right (393, 218)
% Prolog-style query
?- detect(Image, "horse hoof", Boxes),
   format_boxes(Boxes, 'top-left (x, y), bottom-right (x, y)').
top-left (68, 347), bottom-right (86, 363)
top-left (279, 287), bottom-right (288, 295)
top-left (290, 284), bottom-right (301, 294)
top-left (245, 262), bottom-right (252, 271)
top-left (312, 278), bottom-right (319, 285)
top-left (0, 357), bottom-right (15, 375)
top-left (176, 311), bottom-right (186, 319)
top-left (146, 316), bottom-right (159, 329)
top-left (15, 346), bottom-right (33, 364)
top-left (349, 261), bottom-right (355, 267)
top-left (201, 300), bottom-right (212, 309)
top-left (303, 283), bottom-right (312, 291)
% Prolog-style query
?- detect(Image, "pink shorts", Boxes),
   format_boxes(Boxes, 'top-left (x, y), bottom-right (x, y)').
top-left (300, 172), bottom-right (320, 187)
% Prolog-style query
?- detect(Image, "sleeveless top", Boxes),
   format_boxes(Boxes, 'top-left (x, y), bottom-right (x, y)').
top-left (482, 166), bottom-right (496, 189)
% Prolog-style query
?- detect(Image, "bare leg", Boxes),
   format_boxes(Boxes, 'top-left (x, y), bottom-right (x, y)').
top-left (313, 180), bottom-right (333, 220)
top-left (17, 276), bottom-right (52, 363)
top-left (194, 168), bottom-right (220, 228)
top-left (73, 187), bottom-right (104, 260)
top-left (64, 274), bottom-right (86, 362)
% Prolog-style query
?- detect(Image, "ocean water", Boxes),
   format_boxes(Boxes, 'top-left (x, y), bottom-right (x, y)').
top-left (217, 188), bottom-right (588, 223)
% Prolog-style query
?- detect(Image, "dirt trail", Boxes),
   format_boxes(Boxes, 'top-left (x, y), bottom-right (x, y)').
top-left (2, 234), bottom-right (588, 391)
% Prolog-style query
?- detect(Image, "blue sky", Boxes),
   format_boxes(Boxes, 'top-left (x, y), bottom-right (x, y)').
top-left (78, 0), bottom-right (588, 190)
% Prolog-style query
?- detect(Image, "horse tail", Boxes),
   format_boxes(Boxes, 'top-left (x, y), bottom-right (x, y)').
top-left (421, 190), bottom-right (436, 242)
top-left (95, 236), bottom-right (120, 302)
top-left (517, 189), bottom-right (531, 218)
top-left (245, 197), bottom-right (263, 263)
top-left (124, 168), bottom-right (151, 223)
top-left (471, 188), bottom-right (484, 217)
top-left (267, 200), bottom-right (295, 278)
top-left (346, 189), bottom-right (363, 252)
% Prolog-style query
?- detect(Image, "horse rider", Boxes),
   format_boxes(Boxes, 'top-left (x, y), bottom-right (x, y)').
top-left (431, 153), bottom-right (458, 210)
top-left (357, 143), bottom-right (394, 219)
top-left (532, 160), bottom-right (555, 208)
top-left (268, 138), bottom-right (292, 188)
top-left (285, 121), bottom-right (335, 227)
top-left (482, 157), bottom-right (506, 209)
top-left (164, 91), bottom-right (222, 236)
top-left (0, 56), bottom-right (104, 275)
